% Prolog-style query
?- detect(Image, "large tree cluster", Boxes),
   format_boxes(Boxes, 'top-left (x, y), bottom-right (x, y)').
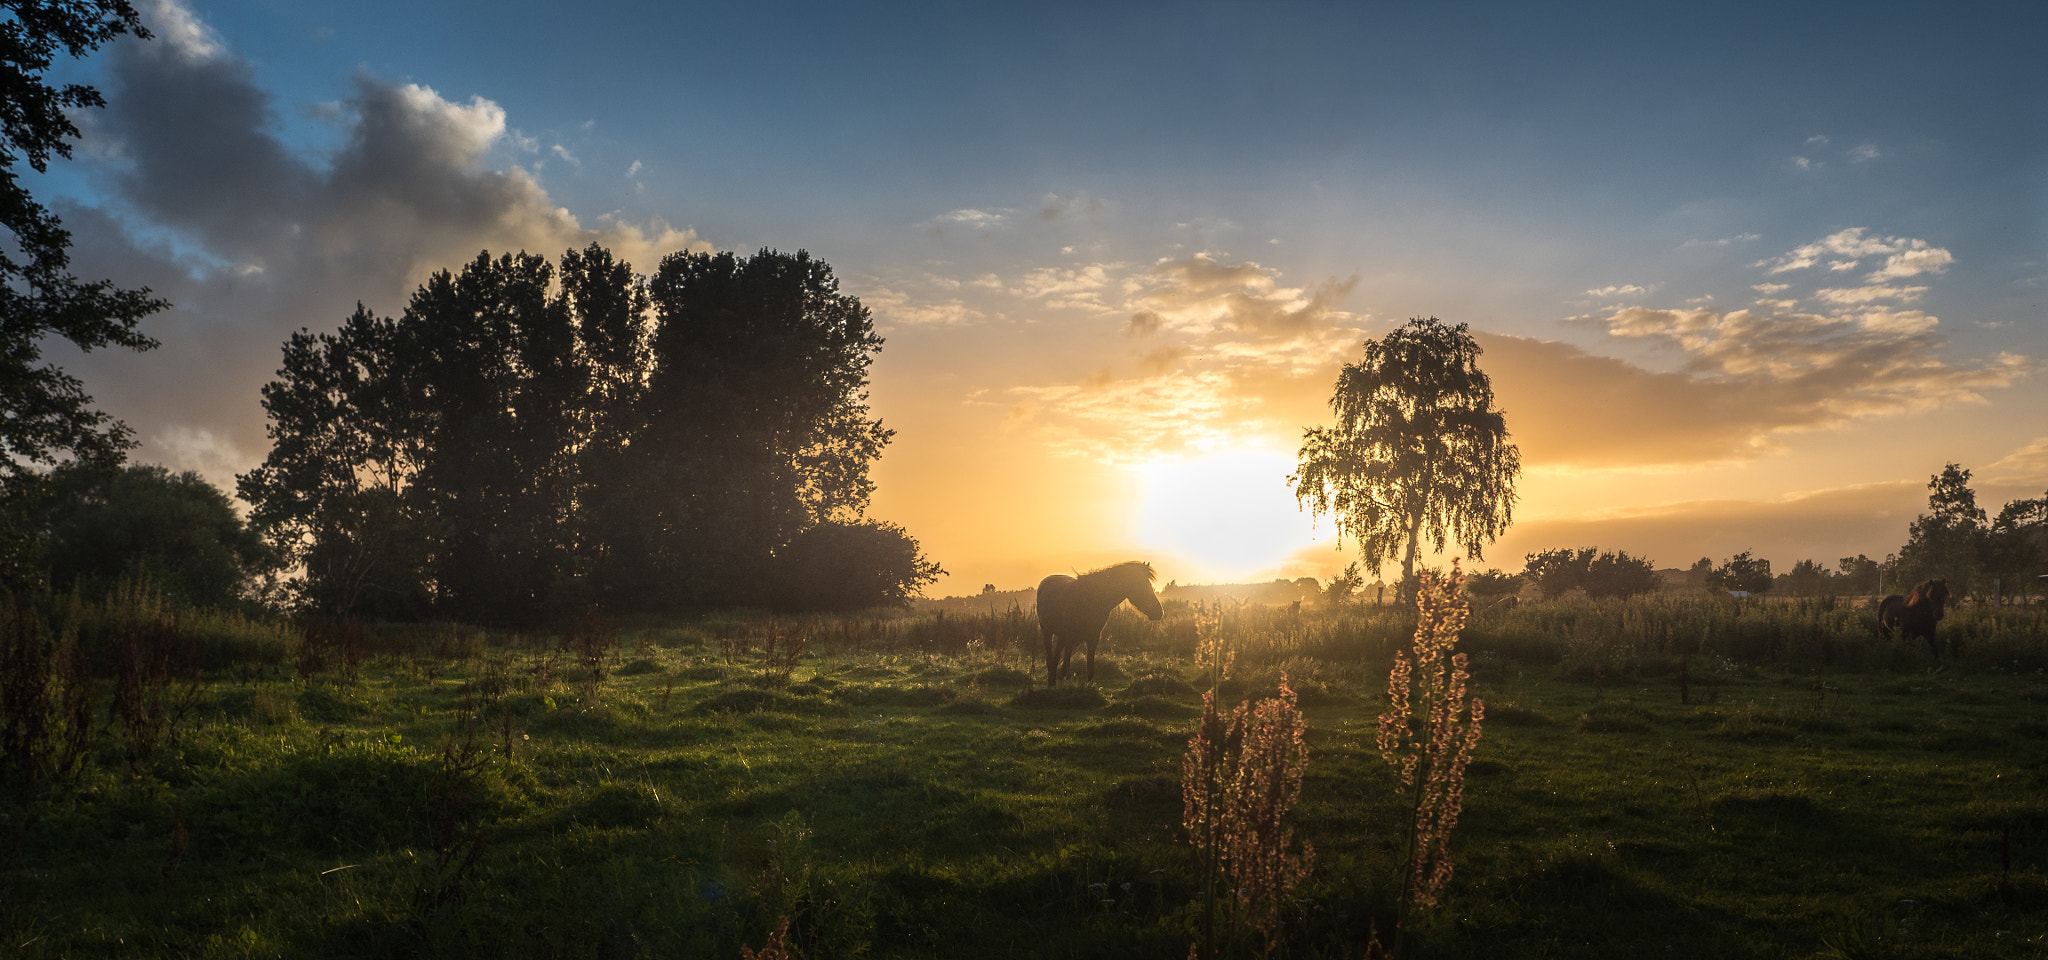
top-left (238, 245), bottom-right (940, 622)
top-left (1890, 462), bottom-right (2045, 601)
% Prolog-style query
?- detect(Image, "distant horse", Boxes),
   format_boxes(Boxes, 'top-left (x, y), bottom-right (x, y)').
top-left (1038, 561), bottom-right (1164, 687)
top-left (1879, 579), bottom-right (1954, 658)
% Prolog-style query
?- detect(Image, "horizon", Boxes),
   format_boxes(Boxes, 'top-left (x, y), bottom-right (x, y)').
top-left (35, 0), bottom-right (2048, 595)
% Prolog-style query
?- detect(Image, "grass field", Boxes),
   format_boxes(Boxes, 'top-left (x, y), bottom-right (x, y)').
top-left (4, 593), bottom-right (2047, 958)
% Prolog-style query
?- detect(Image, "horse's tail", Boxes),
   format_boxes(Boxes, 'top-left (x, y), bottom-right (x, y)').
top-left (1876, 595), bottom-right (1906, 638)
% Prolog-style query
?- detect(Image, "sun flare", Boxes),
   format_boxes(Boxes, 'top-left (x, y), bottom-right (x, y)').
top-left (1132, 448), bottom-right (1323, 583)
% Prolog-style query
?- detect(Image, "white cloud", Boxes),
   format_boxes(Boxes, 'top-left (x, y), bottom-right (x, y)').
top-left (1598, 297), bottom-right (2024, 428)
top-left (1586, 284), bottom-right (1647, 297)
top-left (1755, 228), bottom-right (1954, 281)
top-left (147, 0), bottom-right (225, 63)
top-left (551, 144), bottom-right (580, 167)
top-left (1847, 144), bottom-right (1880, 163)
top-left (57, 6), bottom-right (711, 489)
top-left (1869, 245), bottom-right (1955, 280)
top-left (1815, 284), bottom-right (1928, 305)
top-left (1751, 283), bottom-right (1790, 294)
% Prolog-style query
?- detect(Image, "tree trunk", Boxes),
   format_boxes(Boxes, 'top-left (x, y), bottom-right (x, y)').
top-left (1400, 512), bottom-right (1423, 603)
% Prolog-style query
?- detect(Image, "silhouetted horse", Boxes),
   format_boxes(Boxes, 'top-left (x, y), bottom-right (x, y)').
top-left (1879, 578), bottom-right (1954, 658)
top-left (1037, 561), bottom-right (1164, 687)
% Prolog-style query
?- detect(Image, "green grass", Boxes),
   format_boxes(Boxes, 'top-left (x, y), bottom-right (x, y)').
top-left (4, 599), bottom-right (2047, 958)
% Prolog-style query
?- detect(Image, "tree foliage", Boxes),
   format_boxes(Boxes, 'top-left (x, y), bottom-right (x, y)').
top-left (1775, 559), bottom-right (1839, 597)
top-left (1464, 567), bottom-right (1523, 598)
top-left (1521, 547), bottom-right (1660, 600)
top-left (36, 462), bottom-right (271, 608)
top-left (0, 1), bottom-right (165, 587)
top-left (1293, 318), bottom-right (1519, 599)
top-left (239, 244), bottom-right (934, 621)
top-left (1892, 462), bottom-right (1989, 596)
top-left (1707, 552), bottom-right (1773, 595)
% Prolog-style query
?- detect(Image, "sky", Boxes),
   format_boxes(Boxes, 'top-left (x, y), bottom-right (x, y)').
top-left (32, 0), bottom-right (2048, 595)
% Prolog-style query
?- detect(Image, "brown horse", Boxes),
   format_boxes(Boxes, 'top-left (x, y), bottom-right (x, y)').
top-left (1037, 561), bottom-right (1164, 687)
top-left (1878, 578), bottom-right (1954, 658)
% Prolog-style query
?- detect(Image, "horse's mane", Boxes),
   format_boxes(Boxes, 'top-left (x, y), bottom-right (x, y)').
top-left (1082, 560), bottom-right (1157, 583)
top-left (1906, 579), bottom-right (1950, 608)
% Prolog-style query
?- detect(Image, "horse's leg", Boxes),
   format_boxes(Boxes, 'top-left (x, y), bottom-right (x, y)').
top-left (1085, 633), bottom-right (1099, 684)
top-left (1043, 626), bottom-right (1060, 688)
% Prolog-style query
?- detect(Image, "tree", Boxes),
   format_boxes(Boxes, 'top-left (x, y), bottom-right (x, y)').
top-left (1985, 492), bottom-right (2047, 602)
top-left (1293, 318), bottom-right (1519, 600)
top-left (1892, 463), bottom-right (1988, 595)
top-left (240, 244), bottom-right (934, 620)
top-left (1584, 550), bottom-right (1660, 599)
top-left (1708, 552), bottom-right (1772, 595)
top-left (0, 1), bottom-right (166, 586)
top-left (1465, 568), bottom-right (1523, 598)
top-left (1777, 559), bottom-right (1836, 597)
top-left (37, 462), bottom-right (272, 608)
top-left (1837, 554), bottom-right (1881, 596)
top-left (1522, 547), bottom-right (1659, 600)
top-left (1324, 562), bottom-right (1364, 606)
top-left (635, 248), bottom-right (895, 608)
top-left (1523, 548), bottom-right (1589, 599)
top-left (771, 520), bottom-right (944, 611)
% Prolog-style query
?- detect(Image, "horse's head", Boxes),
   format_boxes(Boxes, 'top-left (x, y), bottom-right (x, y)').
top-left (1122, 561), bottom-right (1164, 621)
top-left (1924, 578), bottom-right (1951, 617)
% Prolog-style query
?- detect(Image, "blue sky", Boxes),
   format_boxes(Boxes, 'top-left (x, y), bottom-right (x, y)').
top-left (40, 1), bottom-right (2048, 591)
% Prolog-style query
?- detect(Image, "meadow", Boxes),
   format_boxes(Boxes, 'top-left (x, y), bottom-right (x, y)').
top-left (3, 587), bottom-right (2046, 959)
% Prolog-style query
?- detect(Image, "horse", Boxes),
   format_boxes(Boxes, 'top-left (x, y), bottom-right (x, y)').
top-left (1037, 561), bottom-right (1164, 687)
top-left (1878, 578), bottom-right (1954, 658)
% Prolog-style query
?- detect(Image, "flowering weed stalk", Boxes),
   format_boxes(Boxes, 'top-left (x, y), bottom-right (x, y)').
top-left (1182, 674), bottom-right (1314, 957)
top-left (1378, 561), bottom-right (1485, 944)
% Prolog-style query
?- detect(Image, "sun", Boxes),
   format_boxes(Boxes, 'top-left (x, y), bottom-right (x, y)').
top-left (1131, 448), bottom-right (1323, 583)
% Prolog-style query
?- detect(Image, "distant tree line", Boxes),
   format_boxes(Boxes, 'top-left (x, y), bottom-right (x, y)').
top-left (1454, 462), bottom-right (2047, 605)
top-left (236, 244), bottom-right (941, 622)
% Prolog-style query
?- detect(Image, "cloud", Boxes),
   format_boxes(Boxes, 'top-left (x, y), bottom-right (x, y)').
top-left (999, 255), bottom-right (1365, 463)
top-left (858, 286), bottom-right (984, 327)
top-left (1015, 264), bottom-right (1112, 308)
top-left (1512, 226), bottom-right (2031, 469)
top-left (1681, 233), bottom-right (1760, 248)
top-left (148, 0), bottom-right (225, 62)
top-left (1814, 284), bottom-right (1928, 305)
top-left (1847, 143), bottom-right (1880, 163)
top-left (55, 0), bottom-right (708, 491)
top-left (1037, 191), bottom-right (1103, 221)
top-left (1755, 228), bottom-right (1953, 280)
top-left (1986, 437), bottom-right (2048, 483)
top-left (1868, 245), bottom-right (1955, 280)
top-left (1597, 303), bottom-right (2026, 424)
top-left (1124, 253), bottom-right (1359, 342)
top-left (1585, 284), bottom-right (1647, 297)
top-left (925, 208), bottom-right (1011, 238)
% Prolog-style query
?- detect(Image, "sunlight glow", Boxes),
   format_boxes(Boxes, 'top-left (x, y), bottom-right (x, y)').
top-left (1132, 448), bottom-right (1321, 582)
